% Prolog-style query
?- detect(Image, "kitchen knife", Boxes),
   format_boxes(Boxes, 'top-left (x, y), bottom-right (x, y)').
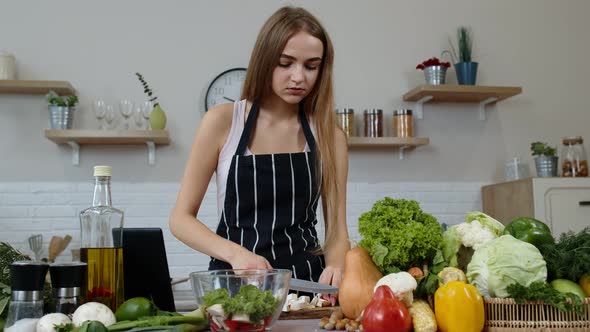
top-left (289, 278), bottom-right (338, 294)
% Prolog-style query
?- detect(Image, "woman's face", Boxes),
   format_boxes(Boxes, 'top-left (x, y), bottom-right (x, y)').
top-left (271, 30), bottom-right (324, 105)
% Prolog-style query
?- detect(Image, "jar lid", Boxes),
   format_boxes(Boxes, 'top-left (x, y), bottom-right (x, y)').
top-left (562, 136), bottom-right (584, 145)
top-left (93, 165), bottom-right (112, 177)
top-left (363, 109), bottom-right (382, 115)
top-left (394, 109), bottom-right (412, 116)
top-left (336, 108), bottom-right (354, 114)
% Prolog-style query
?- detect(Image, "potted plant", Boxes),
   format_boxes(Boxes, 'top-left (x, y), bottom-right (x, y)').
top-left (416, 57), bottom-right (451, 85)
top-left (136, 72), bottom-right (166, 130)
top-left (531, 141), bottom-right (558, 177)
top-left (445, 26), bottom-right (478, 85)
top-left (45, 90), bottom-right (78, 129)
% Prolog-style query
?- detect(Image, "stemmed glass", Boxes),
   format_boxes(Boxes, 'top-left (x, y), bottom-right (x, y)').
top-left (105, 104), bottom-right (116, 129)
top-left (92, 100), bottom-right (106, 129)
top-left (119, 100), bottom-right (134, 129)
top-left (133, 106), bottom-right (144, 130)
top-left (140, 101), bottom-right (153, 130)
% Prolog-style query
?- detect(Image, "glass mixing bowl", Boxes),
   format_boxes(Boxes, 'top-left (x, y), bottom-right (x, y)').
top-left (190, 269), bottom-right (291, 331)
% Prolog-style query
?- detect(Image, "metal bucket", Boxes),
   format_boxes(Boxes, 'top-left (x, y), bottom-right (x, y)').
top-left (534, 156), bottom-right (558, 177)
top-left (48, 106), bottom-right (74, 129)
top-left (424, 65), bottom-right (447, 85)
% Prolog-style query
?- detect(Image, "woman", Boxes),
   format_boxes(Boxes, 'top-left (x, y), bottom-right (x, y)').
top-left (169, 6), bottom-right (349, 290)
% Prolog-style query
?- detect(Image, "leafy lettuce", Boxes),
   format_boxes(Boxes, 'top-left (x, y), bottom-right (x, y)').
top-left (202, 285), bottom-right (278, 323)
top-left (358, 198), bottom-right (443, 274)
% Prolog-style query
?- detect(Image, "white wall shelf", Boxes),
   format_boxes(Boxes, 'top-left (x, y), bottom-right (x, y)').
top-left (44, 129), bottom-right (170, 166)
top-left (402, 85), bottom-right (522, 120)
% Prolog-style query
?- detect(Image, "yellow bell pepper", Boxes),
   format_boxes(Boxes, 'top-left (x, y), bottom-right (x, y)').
top-left (434, 280), bottom-right (485, 332)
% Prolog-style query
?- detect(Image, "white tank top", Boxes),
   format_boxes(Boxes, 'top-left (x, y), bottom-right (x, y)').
top-left (215, 100), bottom-right (315, 219)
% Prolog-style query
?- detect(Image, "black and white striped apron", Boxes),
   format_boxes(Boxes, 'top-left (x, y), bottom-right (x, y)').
top-left (209, 102), bottom-right (325, 283)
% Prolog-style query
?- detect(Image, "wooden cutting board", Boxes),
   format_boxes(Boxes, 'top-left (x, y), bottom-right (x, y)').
top-left (279, 306), bottom-right (340, 320)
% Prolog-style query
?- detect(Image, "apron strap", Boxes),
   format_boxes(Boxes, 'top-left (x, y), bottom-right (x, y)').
top-left (299, 106), bottom-right (316, 153)
top-left (234, 102), bottom-right (317, 156)
top-left (235, 102), bottom-right (259, 156)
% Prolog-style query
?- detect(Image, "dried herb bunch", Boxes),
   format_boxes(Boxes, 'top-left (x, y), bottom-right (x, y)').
top-left (135, 72), bottom-right (159, 107)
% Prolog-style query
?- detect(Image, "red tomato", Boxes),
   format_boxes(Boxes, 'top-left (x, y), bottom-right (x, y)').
top-left (362, 285), bottom-right (412, 332)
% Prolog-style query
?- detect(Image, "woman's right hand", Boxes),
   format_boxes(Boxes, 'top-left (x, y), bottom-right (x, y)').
top-left (229, 248), bottom-right (273, 270)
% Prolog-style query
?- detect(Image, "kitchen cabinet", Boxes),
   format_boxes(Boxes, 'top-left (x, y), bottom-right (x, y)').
top-left (482, 177), bottom-right (590, 236)
top-left (45, 129), bottom-right (170, 166)
top-left (402, 85), bottom-right (522, 120)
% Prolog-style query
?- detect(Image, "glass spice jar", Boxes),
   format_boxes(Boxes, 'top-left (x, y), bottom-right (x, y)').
top-left (335, 108), bottom-right (355, 137)
top-left (393, 109), bottom-right (413, 137)
top-left (364, 109), bottom-right (383, 137)
top-left (561, 136), bottom-right (588, 177)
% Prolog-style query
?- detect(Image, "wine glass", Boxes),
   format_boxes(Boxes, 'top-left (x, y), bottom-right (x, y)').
top-left (118, 99), bottom-right (134, 129)
top-left (105, 104), bottom-right (116, 129)
top-left (92, 99), bottom-right (106, 129)
top-left (133, 106), bottom-right (144, 130)
top-left (140, 101), bottom-right (153, 130)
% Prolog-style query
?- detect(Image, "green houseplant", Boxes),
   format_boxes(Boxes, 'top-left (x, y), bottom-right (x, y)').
top-left (45, 90), bottom-right (79, 130)
top-left (445, 26), bottom-right (478, 85)
top-left (531, 141), bottom-right (558, 177)
top-left (136, 73), bottom-right (166, 130)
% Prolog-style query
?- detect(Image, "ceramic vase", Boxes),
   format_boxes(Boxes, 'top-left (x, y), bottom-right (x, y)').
top-left (454, 62), bottom-right (478, 85)
top-left (149, 104), bottom-right (167, 130)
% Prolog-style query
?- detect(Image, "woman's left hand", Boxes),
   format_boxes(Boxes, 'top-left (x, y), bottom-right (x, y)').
top-left (318, 265), bottom-right (343, 306)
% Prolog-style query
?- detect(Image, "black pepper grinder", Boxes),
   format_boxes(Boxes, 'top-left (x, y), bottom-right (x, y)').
top-left (49, 262), bottom-right (87, 315)
top-left (4, 261), bottom-right (49, 330)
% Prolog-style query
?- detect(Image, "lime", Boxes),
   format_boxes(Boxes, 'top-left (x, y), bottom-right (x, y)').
top-left (550, 279), bottom-right (587, 299)
top-left (115, 297), bottom-right (157, 321)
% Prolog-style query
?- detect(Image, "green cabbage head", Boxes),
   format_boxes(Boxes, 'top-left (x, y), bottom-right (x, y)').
top-left (466, 235), bottom-right (547, 298)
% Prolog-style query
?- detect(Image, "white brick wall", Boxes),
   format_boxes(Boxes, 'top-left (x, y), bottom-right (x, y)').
top-left (0, 181), bottom-right (486, 291)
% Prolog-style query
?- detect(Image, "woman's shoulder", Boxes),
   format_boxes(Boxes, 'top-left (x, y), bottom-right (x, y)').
top-left (204, 102), bottom-right (234, 123)
top-left (196, 102), bottom-right (237, 150)
top-left (333, 125), bottom-right (348, 148)
top-left (201, 102), bottom-right (238, 133)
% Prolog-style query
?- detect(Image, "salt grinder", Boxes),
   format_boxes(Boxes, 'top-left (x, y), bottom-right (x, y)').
top-left (4, 261), bottom-right (49, 330)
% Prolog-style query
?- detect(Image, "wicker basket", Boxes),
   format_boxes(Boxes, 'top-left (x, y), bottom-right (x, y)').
top-left (484, 297), bottom-right (590, 332)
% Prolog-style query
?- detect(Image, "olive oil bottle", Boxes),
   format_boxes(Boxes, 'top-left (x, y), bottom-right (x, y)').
top-left (79, 166), bottom-right (124, 310)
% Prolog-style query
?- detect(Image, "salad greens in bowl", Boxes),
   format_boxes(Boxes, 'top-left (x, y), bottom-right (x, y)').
top-left (190, 269), bottom-right (291, 331)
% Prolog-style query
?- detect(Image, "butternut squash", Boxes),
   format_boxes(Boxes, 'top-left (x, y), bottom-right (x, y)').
top-left (338, 246), bottom-right (383, 319)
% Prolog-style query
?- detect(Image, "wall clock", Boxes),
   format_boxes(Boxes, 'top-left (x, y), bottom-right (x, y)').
top-left (204, 67), bottom-right (247, 111)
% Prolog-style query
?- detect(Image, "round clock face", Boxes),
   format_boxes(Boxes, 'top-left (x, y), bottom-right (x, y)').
top-left (205, 67), bottom-right (247, 111)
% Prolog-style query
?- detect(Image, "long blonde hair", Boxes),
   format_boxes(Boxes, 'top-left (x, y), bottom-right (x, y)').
top-left (241, 6), bottom-right (339, 249)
